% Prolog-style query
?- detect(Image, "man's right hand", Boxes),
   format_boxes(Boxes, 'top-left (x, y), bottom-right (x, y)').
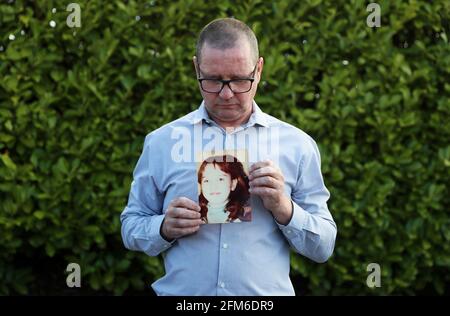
top-left (160, 197), bottom-right (203, 241)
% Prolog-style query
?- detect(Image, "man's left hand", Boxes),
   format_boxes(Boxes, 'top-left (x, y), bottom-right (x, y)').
top-left (248, 160), bottom-right (293, 225)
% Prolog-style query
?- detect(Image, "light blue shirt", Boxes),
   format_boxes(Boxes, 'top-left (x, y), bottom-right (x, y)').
top-left (120, 101), bottom-right (337, 296)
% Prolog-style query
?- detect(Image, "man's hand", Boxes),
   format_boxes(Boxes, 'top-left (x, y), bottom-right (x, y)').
top-left (248, 160), bottom-right (293, 225)
top-left (161, 197), bottom-right (203, 241)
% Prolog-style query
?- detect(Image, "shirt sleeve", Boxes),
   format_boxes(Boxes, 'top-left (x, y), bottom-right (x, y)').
top-left (276, 136), bottom-right (337, 263)
top-left (120, 134), bottom-right (174, 256)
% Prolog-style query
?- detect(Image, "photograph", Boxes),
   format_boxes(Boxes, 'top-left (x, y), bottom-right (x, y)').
top-left (196, 150), bottom-right (251, 224)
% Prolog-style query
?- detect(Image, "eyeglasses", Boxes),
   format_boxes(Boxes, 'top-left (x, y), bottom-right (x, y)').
top-left (197, 62), bottom-right (258, 94)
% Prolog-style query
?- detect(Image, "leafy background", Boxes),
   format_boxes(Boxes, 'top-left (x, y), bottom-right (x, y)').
top-left (0, 0), bottom-right (449, 295)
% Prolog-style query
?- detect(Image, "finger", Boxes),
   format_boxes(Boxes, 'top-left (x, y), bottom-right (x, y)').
top-left (249, 166), bottom-right (272, 179)
top-left (249, 166), bottom-right (283, 181)
top-left (249, 186), bottom-right (278, 196)
top-left (169, 207), bottom-right (201, 219)
top-left (171, 218), bottom-right (204, 228)
top-left (249, 160), bottom-right (272, 173)
top-left (171, 197), bottom-right (201, 212)
top-left (249, 176), bottom-right (282, 189)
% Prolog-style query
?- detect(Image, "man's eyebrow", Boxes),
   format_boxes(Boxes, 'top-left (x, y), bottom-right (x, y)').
top-left (200, 70), bottom-right (253, 79)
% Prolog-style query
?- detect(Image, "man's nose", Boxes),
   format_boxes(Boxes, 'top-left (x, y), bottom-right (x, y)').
top-left (219, 83), bottom-right (234, 100)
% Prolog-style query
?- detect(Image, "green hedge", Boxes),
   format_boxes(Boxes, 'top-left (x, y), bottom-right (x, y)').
top-left (0, 0), bottom-right (449, 295)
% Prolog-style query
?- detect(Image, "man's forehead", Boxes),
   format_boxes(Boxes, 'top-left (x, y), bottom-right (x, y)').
top-left (199, 59), bottom-right (254, 78)
top-left (199, 43), bottom-right (254, 76)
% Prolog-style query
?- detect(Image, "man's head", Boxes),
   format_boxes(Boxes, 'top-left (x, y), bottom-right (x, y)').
top-left (194, 18), bottom-right (263, 128)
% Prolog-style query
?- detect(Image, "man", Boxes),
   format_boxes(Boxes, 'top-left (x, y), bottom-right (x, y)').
top-left (121, 18), bottom-right (337, 295)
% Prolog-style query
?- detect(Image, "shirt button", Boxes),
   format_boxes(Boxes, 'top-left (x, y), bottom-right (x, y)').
top-left (287, 230), bottom-right (292, 234)
top-left (219, 282), bottom-right (225, 288)
top-left (223, 243), bottom-right (228, 249)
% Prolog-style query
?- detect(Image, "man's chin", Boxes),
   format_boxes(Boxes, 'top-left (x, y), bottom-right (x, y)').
top-left (217, 103), bottom-right (239, 107)
top-left (206, 105), bottom-right (249, 124)
top-left (216, 105), bottom-right (240, 114)
top-left (214, 108), bottom-right (240, 117)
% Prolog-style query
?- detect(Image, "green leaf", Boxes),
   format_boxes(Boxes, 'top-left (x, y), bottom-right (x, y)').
top-left (1, 153), bottom-right (17, 171)
top-left (33, 211), bottom-right (46, 220)
top-left (45, 243), bottom-right (56, 257)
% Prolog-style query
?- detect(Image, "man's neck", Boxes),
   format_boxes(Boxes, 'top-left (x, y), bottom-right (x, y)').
top-left (217, 116), bottom-right (250, 132)
top-left (207, 106), bottom-right (254, 131)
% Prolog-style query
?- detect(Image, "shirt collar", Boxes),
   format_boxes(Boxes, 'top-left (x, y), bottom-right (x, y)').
top-left (190, 101), bottom-right (213, 125)
top-left (190, 100), bottom-right (269, 128)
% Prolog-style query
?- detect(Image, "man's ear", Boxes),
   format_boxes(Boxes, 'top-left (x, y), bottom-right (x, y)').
top-left (256, 56), bottom-right (264, 81)
top-left (231, 179), bottom-right (237, 191)
top-left (193, 56), bottom-right (199, 77)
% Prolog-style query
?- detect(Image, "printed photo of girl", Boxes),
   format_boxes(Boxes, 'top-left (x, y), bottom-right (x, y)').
top-left (197, 153), bottom-right (251, 224)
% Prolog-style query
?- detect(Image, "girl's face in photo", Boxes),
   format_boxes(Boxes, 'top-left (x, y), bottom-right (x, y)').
top-left (201, 164), bottom-right (237, 205)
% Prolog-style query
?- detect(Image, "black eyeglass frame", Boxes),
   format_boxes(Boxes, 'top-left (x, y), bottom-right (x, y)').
top-left (196, 61), bottom-right (259, 94)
